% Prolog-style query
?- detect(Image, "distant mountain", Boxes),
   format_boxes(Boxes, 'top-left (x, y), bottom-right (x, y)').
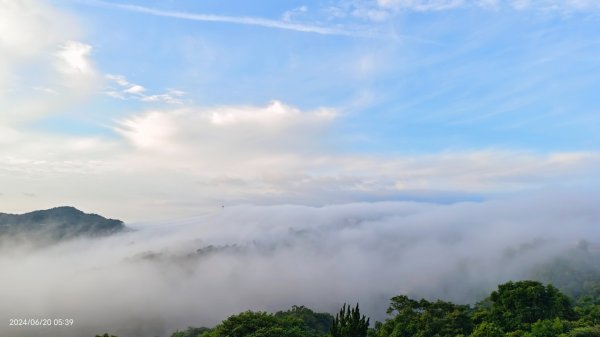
top-left (0, 206), bottom-right (126, 242)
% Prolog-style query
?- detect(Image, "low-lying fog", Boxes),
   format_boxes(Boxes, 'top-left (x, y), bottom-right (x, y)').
top-left (1, 189), bottom-right (599, 337)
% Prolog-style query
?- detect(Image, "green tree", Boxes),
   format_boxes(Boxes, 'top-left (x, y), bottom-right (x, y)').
top-left (469, 322), bottom-right (505, 337)
top-left (330, 303), bottom-right (369, 337)
top-left (275, 305), bottom-right (334, 336)
top-left (171, 326), bottom-right (211, 337)
top-left (373, 296), bottom-right (472, 337)
top-left (201, 310), bottom-right (309, 337)
top-left (575, 301), bottom-right (600, 326)
top-left (489, 281), bottom-right (577, 331)
top-left (524, 318), bottom-right (570, 337)
top-left (568, 326), bottom-right (600, 337)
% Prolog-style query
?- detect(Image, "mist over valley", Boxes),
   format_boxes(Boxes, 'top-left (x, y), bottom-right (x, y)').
top-left (1, 190), bottom-right (599, 336)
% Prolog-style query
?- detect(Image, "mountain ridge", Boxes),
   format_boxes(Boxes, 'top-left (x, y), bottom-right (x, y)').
top-left (0, 206), bottom-right (126, 242)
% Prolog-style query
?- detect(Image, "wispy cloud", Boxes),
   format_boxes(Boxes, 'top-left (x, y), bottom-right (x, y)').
top-left (82, 0), bottom-right (371, 37)
top-left (106, 74), bottom-right (186, 104)
top-left (377, 0), bottom-right (466, 11)
top-left (332, 0), bottom-right (600, 19)
top-left (76, 1), bottom-right (447, 44)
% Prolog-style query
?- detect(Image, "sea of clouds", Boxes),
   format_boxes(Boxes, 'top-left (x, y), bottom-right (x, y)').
top-left (1, 189), bottom-right (598, 337)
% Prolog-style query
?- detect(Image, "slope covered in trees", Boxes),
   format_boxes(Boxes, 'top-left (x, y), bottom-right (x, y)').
top-left (0, 206), bottom-right (125, 243)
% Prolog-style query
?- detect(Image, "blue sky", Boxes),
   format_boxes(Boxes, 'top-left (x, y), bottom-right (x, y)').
top-left (2, 0), bottom-right (600, 220)
top-left (51, 0), bottom-right (600, 152)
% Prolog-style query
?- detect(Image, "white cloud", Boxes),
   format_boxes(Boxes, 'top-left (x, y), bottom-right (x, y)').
top-left (105, 90), bottom-right (125, 99)
top-left (567, 0), bottom-right (600, 9)
top-left (0, 126), bottom-right (21, 144)
top-left (106, 74), bottom-right (130, 87)
top-left (0, 1), bottom-right (98, 123)
top-left (206, 100), bottom-right (335, 126)
top-left (124, 84), bottom-right (146, 94)
top-left (106, 74), bottom-right (186, 104)
top-left (476, 0), bottom-right (500, 9)
top-left (114, 101), bottom-right (337, 155)
top-left (282, 5), bottom-right (309, 21)
top-left (55, 41), bottom-right (94, 75)
top-left (323, 1), bottom-right (391, 22)
top-left (330, 0), bottom-right (600, 18)
top-left (519, 0), bottom-right (600, 11)
top-left (115, 111), bottom-right (179, 150)
top-left (32, 86), bottom-right (59, 95)
top-left (1, 99), bottom-right (599, 221)
top-left (511, 0), bottom-right (531, 10)
top-left (0, 0), bottom-right (79, 60)
top-left (139, 89), bottom-right (185, 104)
top-left (378, 0), bottom-right (466, 11)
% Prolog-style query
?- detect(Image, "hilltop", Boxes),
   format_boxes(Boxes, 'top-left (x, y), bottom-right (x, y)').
top-left (0, 206), bottom-right (126, 242)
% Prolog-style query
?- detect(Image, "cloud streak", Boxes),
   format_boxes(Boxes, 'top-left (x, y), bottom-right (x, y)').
top-left (376, 0), bottom-right (600, 11)
top-left (82, 0), bottom-right (372, 37)
top-left (327, 0), bottom-right (600, 23)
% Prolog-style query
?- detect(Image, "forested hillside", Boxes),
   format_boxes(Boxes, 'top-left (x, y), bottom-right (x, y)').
top-left (0, 206), bottom-right (125, 243)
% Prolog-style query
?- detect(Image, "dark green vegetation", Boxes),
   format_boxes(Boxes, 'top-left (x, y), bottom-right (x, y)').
top-left (197, 306), bottom-right (334, 337)
top-left (94, 278), bottom-right (600, 337)
top-left (372, 295), bottom-right (472, 337)
top-left (0, 206), bottom-right (125, 243)
top-left (369, 279), bottom-right (600, 337)
top-left (331, 304), bottom-right (369, 337)
top-left (170, 327), bottom-right (211, 337)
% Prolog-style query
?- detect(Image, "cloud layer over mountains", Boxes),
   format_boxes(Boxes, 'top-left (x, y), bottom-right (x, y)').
top-left (1, 189), bottom-right (598, 337)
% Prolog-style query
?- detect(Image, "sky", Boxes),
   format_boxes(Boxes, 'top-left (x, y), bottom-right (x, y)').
top-left (1, 0), bottom-right (600, 221)
top-left (1, 2), bottom-right (600, 336)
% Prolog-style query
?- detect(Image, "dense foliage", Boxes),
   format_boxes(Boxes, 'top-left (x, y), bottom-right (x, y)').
top-left (372, 296), bottom-right (472, 337)
top-left (199, 310), bottom-right (307, 337)
top-left (369, 280), bottom-right (599, 337)
top-left (486, 281), bottom-right (577, 331)
top-left (96, 279), bottom-right (600, 337)
top-left (170, 327), bottom-right (211, 337)
top-left (330, 304), bottom-right (369, 337)
top-left (275, 305), bottom-right (334, 336)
